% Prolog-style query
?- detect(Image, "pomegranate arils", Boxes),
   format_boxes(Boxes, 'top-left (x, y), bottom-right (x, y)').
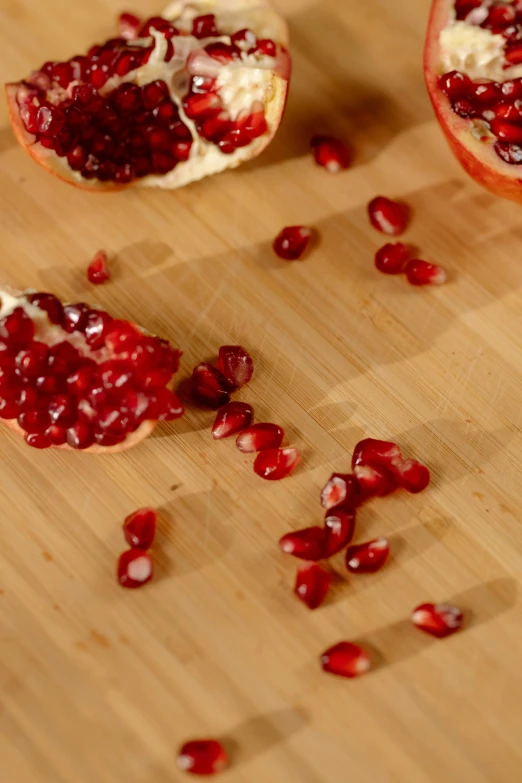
top-left (0, 308), bottom-right (35, 345)
top-left (87, 250), bottom-right (110, 284)
top-left (405, 260), bottom-right (447, 286)
top-left (27, 293), bottom-right (63, 324)
top-left (123, 508), bottom-right (157, 549)
top-left (321, 641), bottom-right (371, 678)
top-left (236, 423), bottom-right (284, 453)
top-left (190, 362), bottom-right (230, 408)
top-left (25, 433), bottom-right (53, 449)
top-left (323, 507), bottom-right (356, 557)
top-left (375, 242), bottom-right (410, 274)
top-left (320, 473), bottom-right (360, 511)
top-left (279, 526), bottom-right (325, 561)
top-left (212, 401), bottom-right (253, 440)
top-left (62, 302), bottom-right (90, 333)
top-left (354, 463), bottom-right (397, 498)
top-left (192, 14), bottom-right (219, 38)
top-left (392, 459), bottom-right (431, 493)
top-left (66, 421), bottom-right (95, 449)
top-left (217, 345), bottom-right (254, 389)
top-left (412, 603), bottom-right (463, 638)
top-left (117, 548), bottom-right (153, 588)
top-left (346, 537), bottom-right (390, 574)
top-left (295, 563), bottom-right (331, 609)
top-left (15, 342), bottom-right (48, 376)
top-left (311, 134), bottom-right (350, 173)
top-left (177, 739), bottom-right (229, 776)
top-left (368, 197), bottom-right (409, 236)
top-left (352, 438), bottom-right (401, 470)
top-left (254, 447), bottom-right (300, 480)
top-left (118, 12), bottom-right (142, 41)
top-left (273, 226), bottom-right (313, 261)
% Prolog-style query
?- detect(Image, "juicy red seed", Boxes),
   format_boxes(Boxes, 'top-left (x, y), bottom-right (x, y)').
top-left (320, 642), bottom-right (371, 678)
top-left (490, 117), bottom-right (522, 143)
top-left (256, 39), bottom-right (277, 57)
top-left (254, 447), bottom-right (300, 480)
top-left (505, 42), bottom-right (522, 64)
top-left (279, 526), bottom-right (325, 560)
top-left (16, 388), bottom-right (38, 411)
top-left (36, 375), bottom-right (66, 394)
top-left (119, 390), bottom-right (150, 422)
top-left (177, 739), bottom-right (229, 776)
top-left (20, 103), bottom-right (39, 133)
top-left (320, 473), bottom-right (360, 511)
top-left (112, 83), bottom-right (142, 114)
top-left (118, 11), bottom-right (142, 40)
top-left (0, 308), bottom-right (35, 345)
top-left (172, 140), bottom-right (193, 161)
top-left (25, 433), bottom-right (52, 449)
top-left (27, 293), bottom-right (63, 324)
top-left (123, 507), bottom-right (157, 549)
top-left (311, 135), bottom-right (350, 173)
top-left (471, 81), bottom-right (501, 104)
top-left (295, 563), bottom-right (331, 609)
top-left (48, 395), bottom-right (77, 427)
top-left (0, 397), bottom-right (19, 418)
top-left (45, 425), bottom-right (67, 445)
top-left (217, 345), bottom-right (254, 389)
top-left (200, 112), bottom-right (233, 141)
top-left (47, 341), bottom-right (81, 374)
top-left (62, 303), bottom-right (90, 333)
top-left (15, 342), bottom-right (49, 376)
top-left (352, 438), bottom-right (401, 470)
top-left (67, 146), bottom-right (88, 171)
top-left (205, 42), bottom-right (241, 63)
top-left (236, 423), bottom-right (284, 453)
top-left (137, 368), bottom-right (172, 390)
top-left (105, 320), bottom-right (141, 353)
top-left (192, 13), bottom-right (219, 37)
top-left (183, 92), bottom-right (222, 120)
top-left (84, 310), bottom-right (113, 349)
top-left (391, 459), bottom-right (430, 493)
top-left (368, 196), bottom-right (409, 236)
top-left (141, 80), bottom-right (169, 109)
top-left (273, 226), bottom-right (313, 261)
top-left (87, 250), bottom-right (110, 285)
top-left (323, 507), bottom-right (356, 557)
top-left (375, 242), bottom-right (410, 274)
top-left (345, 537), bottom-right (390, 574)
top-left (66, 421), bottom-right (94, 449)
top-left (212, 401), bottom-right (253, 439)
top-left (353, 464), bottom-right (397, 499)
top-left (190, 362), bottom-right (230, 408)
top-left (98, 360), bottom-right (134, 391)
top-left (36, 105), bottom-right (66, 136)
top-left (231, 28), bottom-right (257, 49)
top-left (18, 409), bottom-right (51, 434)
top-left (411, 603), bottom-right (464, 638)
top-left (405, 260), bottom-right (447, 286)
top-left (149, 388), bottom-right (184, 421)
top-left (117, 548), bottom-right (153, 588)
top-left (439, 70), bottom-right (472, 99)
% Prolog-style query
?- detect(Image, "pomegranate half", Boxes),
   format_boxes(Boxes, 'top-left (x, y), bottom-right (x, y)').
top-left (0, 289), bottom-right (183, 452)
top-left (425, 0), bottom-right (522, 203)
top-left (5, 0), bottom-right (290, 190)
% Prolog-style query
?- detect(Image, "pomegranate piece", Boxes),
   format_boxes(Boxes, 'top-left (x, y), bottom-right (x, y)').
top-left (323, 506), bottom-right (356, 557)
top-left (411, 602), bottom-right (464, 638)
top-left (190, 362), bottom-right (230, 409)
top-left (375, 242), bottom-right (410, 275)
top-left (177, 739), bottom-right (229, 776)
top-left (273, 226), bottom-right (313, 261)
top-left (352, 438), bottom-right (401, 470)
top-left (311, 134), bottom-right (350, 173)
top-left (320, 641), bottom-right (371, 678)
top-left (254, 446), bottom-right (300, 480)
top-left (405, 259), bottom-right (447, 286)
top-left (320, 473), bottom-right (360, 511)
top-left (212, 401), bottom-right (253, 439)
top-left (123, 507), bottom-right (157, 549)
top-left (217, 345), bottom-right (254, 389)
top-left (392, 459), bottom-right (431, 493)
top-left (279, 526), bottom-right (325, 560)
top-left (87, 249), bottom-right (110, 284)
top-left (353, 464), bottom-right (397, 499)
top-left (118, 12), bottom-right (142, 40)
top-left (295, 563), bottom-right (331, 609)
top-left (117, 548), bottom-right (153, 588)
top-left (346, 537), bottom-right (390, 574)
top-left (368, 197), bottom-right (409, 236)
top-left (236, 422), bottom-right (284, 453)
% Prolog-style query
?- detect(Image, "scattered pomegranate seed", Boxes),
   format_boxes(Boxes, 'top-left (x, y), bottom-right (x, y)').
top-left (212, 401), bottom-right (253, 439)
top-left (392, 459), bottom-right (431, 493)
top-left (190, 362), bottom-right (230, 409)
top-left (405, 260), bottom-right (447, 286)
top-left (87, 249), bottom-right (110, 284)
top-left (352, 438), bottom-right (401, 470)
top-left (321, 641), bottom-right (371, 678)
top-left (346, 537), bottom-right (390, 574)
top-left (236, 423), bottom-right (284, 453)
top-left (279, 526), bottom-right (325, 560)
top-left (273, 226), bottom-right (313, 261)
top-left (353, 464), bottom-right (397, 499)
top-left (123, 508), bottom-right (157, 549)
top-left (256, 38), bottom-right (277, 57)
top-left (411, 603), bottom-right (464, 638)
top-left (254, 446), bottom-right (300, 480)
top-left (310, 134), bottom-right (350, 173)
top-left (323, 506), bottom-right (356, 556)
top-left (118, 12), bottom-right (142, 40)
top-left (295, 563), bottom-right (331, 609)
top-left (368, 196), bottom-right (409, 236)
top-left (374, 242), bottom-right (410, 274)
top-left (177, 739), bottom-right (229, 776)
top-left (217, 345), bottom-right (253, 389)
top-left (117, 548), bottom-right (153, 588)
top-left (320, 473), bottom-right (360, 511)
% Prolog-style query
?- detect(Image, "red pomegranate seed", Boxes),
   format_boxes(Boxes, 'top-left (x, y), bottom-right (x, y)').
top-left (320, 473), bottom-right (360, 511)
top-left (236, 423), bottom-right (284, 453)
top-left (368, 196), bottom-right (409, 236)
top-left (66, 421), bottom-right (94, 449)
top-left (15, 342), bottom-right (48, 376)
top-left (62, 302), bottom-right (90, 333)
top-left (192, 14), bottom-right (219, 37)
top-left (36, 105), bottom-right (66, 136)
top-left (123, 508), bottom-right (157, 549)
top-left (321, 641), bottom-right (371, 678)
top-left (87, 249), bottom-right (110, 285)
top-left (183, 93), bottom-right (222, 120)
top-left (353, 464), bottom-right (397, 498)
top-left (391, 459), bottom-right (430, 493)
top-left (84, 310), bottom-right (113, 349)
top-left (256, 39), bottom-right (277, 57)
top-left (190, 362), bottom-right (230, 409)
top-left (105, 320), bottom-right (141, 354)
top-left (205, 42), bottom-right (241, 63)
top-left (217, 345), bottom-right (254, 389)
top-left (352, 438), bottom-right (401, 470)
top-left (311, 134), bottom-right (350, 173)
top-left (279, 526), bottom-right (325, 560)
top-left (212, 401), bottom-right (253, 439)
top-left (405, 260), bottom-right (447, 286)
top-left (27, 292), bottom-right (63, 324)
top-left (117, 548), bottom-right (153, 588)
top-left (118, 12), bottom-right (142, 40)
top-left (177, 739), bottom-right (229, 776)
top-left (323, 507), bottom-right (356, 557)
top-left (231, 28), bottom-right (257, 50)
top-left (345, 537), bottom-right (390, 574)
top-left (375, 242), bottom-right (410, 274)
top-left (25, 433), bottom-right (52, 449)
top-left (273, 226), bottom-right (313, 261)
top-left (295, 563), bottom-right (331, 609)
top-left (412, 603), bottom-right (463, 638)
top-left (438, 70), bottom-right (472, 98)
top-left (18, 409), bottom-right (51, 434)
top-left (0, 308), bottom-right (35, 345)
top-left (254, 447), bottom-right (300, 480)
top-left (45, 425), bottom-right (67, 445)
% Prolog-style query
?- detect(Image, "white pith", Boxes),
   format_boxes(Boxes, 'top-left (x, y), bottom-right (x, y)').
top-left (127, 555), bottom-right (153, 581)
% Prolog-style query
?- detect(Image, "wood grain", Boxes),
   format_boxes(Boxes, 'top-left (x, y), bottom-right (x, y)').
top-left (1, 1), bottom-right (522, 781)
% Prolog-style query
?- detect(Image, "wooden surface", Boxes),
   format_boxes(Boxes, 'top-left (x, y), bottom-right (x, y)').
top-left (1, 1), bottom-right (522, 781)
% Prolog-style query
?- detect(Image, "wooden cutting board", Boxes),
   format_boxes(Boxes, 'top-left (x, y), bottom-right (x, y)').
top-left (1, 1), bottom-right (522, 781)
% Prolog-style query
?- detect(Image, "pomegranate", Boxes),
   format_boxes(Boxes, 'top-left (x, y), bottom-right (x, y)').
top-left (368, 197), bottom-right (409, 236)
top-left (411, 602), bottom-right (464, 638)
top-left (211, 400), bottom-right (253, 438)
top-left (235, 422), bottom-right (283, 452)
top-left (320, 473), bottom-right (360, 511)
top-left (320, 641), bottom-right (371, 678)
top-left (405, 259), bottom-right (448, 286)
top-left (190, 362), bottom-right (230, 408)
top-left (117, 548), bottom-right (153, 587)
top-left (294, 563), bottom-right (331, 609)
top-left (87, 249), bottom-right (110, 284)
top-left (374, 243), bottom-right (410, 275)
top-left (279, 526), bottom-right (325, 560)
top-left (0, 288), bottom-right (183, 452)
top-left (352, 438), bottom-right (431, 494)
top-left (425, 0), bottom-right (522, 203)
top-left (177, 739), bottom-right (229, 775)
top-left (311, 134), bottom-right (350, 173)
top-left (253, 446), bottom-right (300, 479)
top-left (6, 0), bottom-right (291, 191)
top-left (345, 537), bottom-right (390, 574)
top-left (123, 507), bottom-right (157, 548)
top-left (217, 344), bottom-right (253, 389)
top-left (323, 506), bottom-right (356, 556)
top-left (273, 226), bottom-right (314, 261)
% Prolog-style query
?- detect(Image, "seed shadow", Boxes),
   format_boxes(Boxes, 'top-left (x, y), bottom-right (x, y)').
top-left (220, 707), bottom-right (309, 768)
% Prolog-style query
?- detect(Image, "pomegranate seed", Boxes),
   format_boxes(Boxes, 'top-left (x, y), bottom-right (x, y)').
top-left (18, 409), bottom-right (51, 434)
top-left (47, 341), bottom-right (81, 374)
top-left (323, 507), bottom-right (356, 557)
top-left (236, 423), bottom-right (284, 453)
top-left (470, 81), bottom-right (501, 105)
top-left (368, 196), bottom-right (409, 236)
top-left (123, 507), bottom-right (157, 549)
top-left (84, 310), bottom-right (113, 349)
top-left (295, 563), bottom-right (331, 609)
top-left (231, 28), bottom-right (257, 50)
top-left (411, 603), bottom-right (464, 638)
top-left (439, 70), bottom-right (472, 98)
top-left (36, 105), bottom-right (66, 136)
top-left (0, 397), bottom-right (19, 418)
top-left (190, 362), bottom-right (230, 408)
top-left (98, 360), bottom-right (134, 391)
top-left (118, 12), bottom-right (142, 40)
top-left (177, 739), bottom-right (229, 776)
top-left (256, 39), bottom-right (277, 57)
top-left (105, 320), bottom-right (141, 353)
top-left (212, 401), bottom-right (253, 439)
top-left (62, 302), bottom-right (90, 333)
top-left (16, 388), bottom-right (38, 411)
top-left (87, 250), bottom-right (110, 284)
top-left (205, 42), bottom-right (241, 63)
top-left (375, 242), bottom-right (410, 274)
top-left (15, 342), bottom-right (48, 376)
top-left (66, 421), bottom-right (94, 449)
top-left (391, 459), bottom-right (430, 493)
top-left (345, 537), bottom-right (390, 574)
top-left (45, 425), bottom-right (67, 445)
top-left (117, 548), bottom-right (153, 588)
top-left (192, 14), bottom-right (219, 37)
top-left (352, 438), bottom-right (401, 470)
top-left (0, 308), bottom-right (35, 345)
top-left (279, 526), bottom-right (325, 560)
top-left (321, 641), bottom-right (371, 678)
top-left (320, 473), bottom-right (360, 511)
top-left (405, 260), bottom-right (447, 286)
top-left (25, 433), bottom-right (52, 449)
top-left (353, 464), bottom-right (397, 498)
top-left (254, 447), bottom-right (300, 480)
top-left (217, 345), bottom-right (254, 389)
top-left (27, 292), bottom-right (63, 324)
top-left (183, 93), bottom-right (221, 120)
top-left (273, 226), bottom-right (313, 261)
top-left (311, 135), bottom-right (350, 173)
top-left (48, 395), bottom-right (77, 427)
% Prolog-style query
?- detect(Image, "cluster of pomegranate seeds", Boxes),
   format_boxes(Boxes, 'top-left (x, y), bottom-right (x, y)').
top-left (454, 0), bottom-right (522, 46)
top-left (295, 563), bottom-right (331, 609)
top-left (411, 603), bottom-right (464, 638)
top-left (310, 134), bottom-right (350, 173)
top-left (87, 249), bottom-right (110, 284)
top-left (191, 345), bottom-right (253, 410)
top-left (177, 739), bottom-right (229, 776)
top-left (273, 226), bottom-right (314, 261)
top-left (321, 641), bottom-right (372, 679)
top-left (118, 507), bottom-right (157, 588)
top-left (368, 196), bottom-right (409, 236)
